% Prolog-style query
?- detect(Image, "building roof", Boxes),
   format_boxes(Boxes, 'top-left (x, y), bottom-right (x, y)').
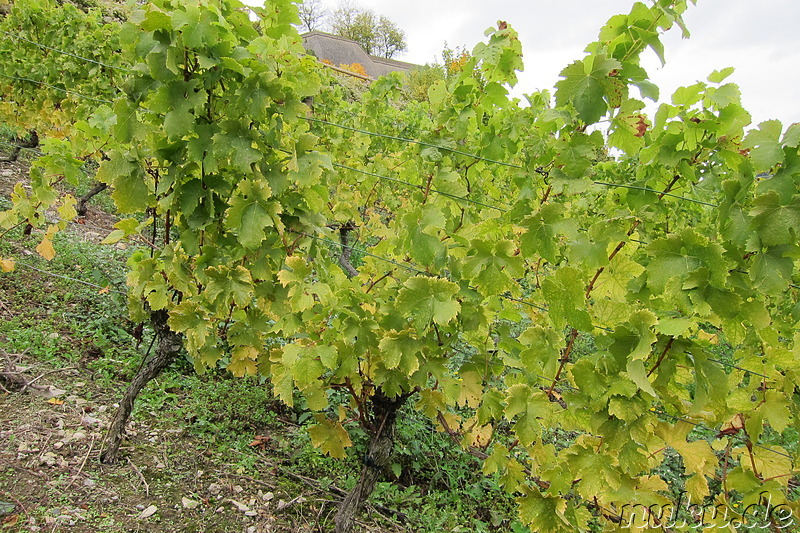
top-left (301, 31), bottom-right (417, 79)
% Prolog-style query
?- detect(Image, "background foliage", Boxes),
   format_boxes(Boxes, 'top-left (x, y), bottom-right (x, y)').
top-left (1, 0), bottom-right (799, 531)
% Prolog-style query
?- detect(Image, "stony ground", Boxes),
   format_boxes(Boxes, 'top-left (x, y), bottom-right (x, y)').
top-left (0, 355), bottom-right (407, 532)
top-left (0, 154), bottom-right (407, 533)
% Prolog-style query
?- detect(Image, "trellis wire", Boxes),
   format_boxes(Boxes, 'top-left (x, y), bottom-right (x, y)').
top-left (0, 72), bottom-right (114, 104)
top-left (12, 260), bottom-right (127, 295)
top-left (593, 181), bottom-right (718, 207)
top-left (333, 162), bottom-right (509, 212)
top-left (0, 30), bottom-right (133, 73)
top-left (305, 117), bottom-right (524, 169)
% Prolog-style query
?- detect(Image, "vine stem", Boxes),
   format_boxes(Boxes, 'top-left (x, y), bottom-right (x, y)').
top-left (546, 328), bottom-right (579, 398)
top-left (648, 338), bottom-right (675, 377)
top-left (365, 270), bottom-right (393, 294)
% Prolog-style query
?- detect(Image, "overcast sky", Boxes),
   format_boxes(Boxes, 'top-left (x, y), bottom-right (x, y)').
top-left (250, 0), bottom-right (800, 127)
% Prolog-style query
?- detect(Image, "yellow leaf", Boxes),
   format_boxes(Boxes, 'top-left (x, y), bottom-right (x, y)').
top-left (465, 423), bottom-right (493, 448)
top-left (47, 398), bottom-right (64, 405)
top-left (308, 414), bottom-right (352, 459)
top-left (0, 258), bottom-right (14, 272)
top-left (685, 473), bottom-right (710, 500)
top-left (36, 237), bottom-right (56, 261)
top-left (98, 286), bottom-right (110, 295)
top-left (57, 195), bottom-right (78, 223)
top-left (227, 345), bottom-right (259, 377)
top-left (697, 329), bottom-right (719, 345)
top-left (437, 412), bottom-right (461, 433)
top-left (457, 370), bottom-right (483, 408)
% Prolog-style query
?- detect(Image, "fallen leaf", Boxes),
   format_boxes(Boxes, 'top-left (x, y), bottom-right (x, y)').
top-left (139, 505), bottom-right (158, 519)
top-left (248, 435), bottom-right (270, 450)
top-left (0, 258), bottom-right (14, 272)
top-left (2, 514), bottom-right (19, 527)
top-left (46, 398), bottom-right (64, 405)
top-left (98, 286), bottom-right (110, 295)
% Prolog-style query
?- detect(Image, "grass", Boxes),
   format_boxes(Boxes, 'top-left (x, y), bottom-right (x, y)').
top-left (0, 211), bottom-right (538, 532)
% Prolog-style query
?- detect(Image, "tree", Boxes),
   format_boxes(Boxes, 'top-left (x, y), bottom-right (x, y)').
top-left (374, 15), bottom-right (405, 58)
top-left (330, 3), bottom-right (406, 58)
top-left (297, 0), bottom-right (326, 33)
top-left (2, 1), bottom-right (800, 532)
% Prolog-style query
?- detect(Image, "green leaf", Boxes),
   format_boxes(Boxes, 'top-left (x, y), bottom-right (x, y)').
top-left (164, 108), bottom-right (195, 139)
top-left (761, 391), bottom-right (790, 433)
top-left (395, 276), bottom-right (460, 330)
top-left (708, 67), bottom-right (735, 84)
top-left (541, 267), bottom-right (592, 332)
top-left (463, 239), bottom-right (524, 297)
top-left (224, 178), bottom-right (277, 249)
top-left (626, 360), bottom-right (657, 397)
top-left (555, 55), bottom-right (621, 124)
top-left (565, 443), bottom-right (623, 498)
top-left (228, 345), bottom-right (258, 377)
top-left (671, 82), bottom-right (704, 107)
top-left (314, 345), bottom-right (339, 370)
top-left (204, 265), bottom-right (253, 307)
top-left (782, 123), bottom-right (800, 147)
top-left (743, 120), bottom-right (784, 172)
top-left (504, 384), bottom-right (549, 446)
top-left (516, 489), bottom-right (568, 533)
top-left (378, 330), bottom-right (420, 371)
top-left (749, 192), bottom-right (800, 247)
top-left (657, 422), bottom-right (718, 477)
top-left (520, 204), bottom-right (575, 263)
top-left (96, 154), bottom-right (151, 213)
top-left (645, 229), bottom-right (730, 293)
top-left (749, 246), bottom-right (794, 295)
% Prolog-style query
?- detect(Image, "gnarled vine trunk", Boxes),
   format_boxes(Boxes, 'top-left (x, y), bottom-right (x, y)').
top-left (0, 129), bottom-right (38, 162)
top-left (334, 390), bottom-right (407, 533)
top-left (100, 309), bottom-right (182, 464)
top-left (76, 182), bottom-right (108, 216)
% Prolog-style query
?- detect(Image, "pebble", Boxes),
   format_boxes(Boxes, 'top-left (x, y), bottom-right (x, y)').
top-left (208, 483), bottom-right (222, 495)
top-left (181, 498), bottom-right (199, 510)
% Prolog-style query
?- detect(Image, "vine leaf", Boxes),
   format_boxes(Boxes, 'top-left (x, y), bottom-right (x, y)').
top-left (541, 267), bottom-right (592, 332)
top-left (224, 179), bottom-right (277, 249)
top-left (308, 415), bottom-right (352, 459)
top-left (742, 120), bottom-right (784, 172)
top-left (204, 265), bottom-right (254, 307)
top-left (555, 55), bottom-right (621, 124)
top-left (395, 276), bottom-right (460, 331)
top-left (516, 489), bottom-right (569, 532)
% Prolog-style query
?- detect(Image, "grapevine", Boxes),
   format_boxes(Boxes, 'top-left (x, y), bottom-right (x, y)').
top-left (1, 0), bottom-right (799, 531)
